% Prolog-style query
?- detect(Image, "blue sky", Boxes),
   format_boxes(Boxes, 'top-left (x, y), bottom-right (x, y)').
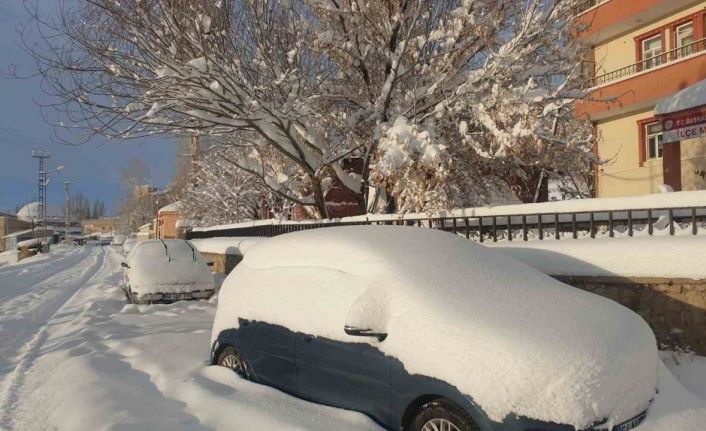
top-left (0, 2), bottom-right (176, 215)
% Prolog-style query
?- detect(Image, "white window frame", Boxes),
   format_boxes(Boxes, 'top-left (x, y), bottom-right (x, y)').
top-left (645, 122), bottom-right (663, 160)
top-left (675, 22), bottom-right (695, 57)
top-left (641, 35), bottom-right (663, 69)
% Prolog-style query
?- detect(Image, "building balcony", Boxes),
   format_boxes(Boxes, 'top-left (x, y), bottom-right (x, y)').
top-left (576, 0), bottom-right (700, 45)
top-left (592, 38), bottom-right (706, 87)
top-left (577, 43), bottom-right (706, 120)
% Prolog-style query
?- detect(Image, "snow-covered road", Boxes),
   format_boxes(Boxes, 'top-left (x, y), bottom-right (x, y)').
top-left (0, 246), bottom-right (380, 431)
top-left (0, 245), bottom-right (705, 431)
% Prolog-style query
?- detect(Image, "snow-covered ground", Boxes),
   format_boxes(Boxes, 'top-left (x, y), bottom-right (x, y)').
top-left (0, 246), bottom-right (379, 431)
top-left (0, 245), bottom-right (704, 430)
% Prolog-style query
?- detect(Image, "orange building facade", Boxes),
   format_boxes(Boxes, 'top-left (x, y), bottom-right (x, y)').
top-left (577, 0), bottom-right (706, 196)
top-left (156, 203), bottom-right (181, 240)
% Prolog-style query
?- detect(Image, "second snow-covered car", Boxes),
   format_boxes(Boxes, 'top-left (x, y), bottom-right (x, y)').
top-left (122, 239), bottom-right (214, 303)
top-left (211, 226), bottom-right (657, 431)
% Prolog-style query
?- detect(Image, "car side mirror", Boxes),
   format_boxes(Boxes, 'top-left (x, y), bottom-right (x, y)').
top-left (206, 261), bottom-right (214, 267)
top-left (121, 262), bottom-right (130, 268)
top-left (344, 288), bottom-right (389, 342)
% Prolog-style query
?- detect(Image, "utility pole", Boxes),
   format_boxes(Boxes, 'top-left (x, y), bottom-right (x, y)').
top-left (32, 151), bottom-right (50, 244)
top-left (64, 181), bottom-right (74, 241)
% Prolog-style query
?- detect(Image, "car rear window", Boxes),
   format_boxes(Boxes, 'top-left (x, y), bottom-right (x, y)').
top-left (130, 241), bottom-right (169, 263)
top-left (165, 240), bottom-right (198, 262)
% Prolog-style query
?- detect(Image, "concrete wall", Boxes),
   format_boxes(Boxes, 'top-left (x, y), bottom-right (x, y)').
top-left (556, 275), bottom-right (706, 355)
top-left (199, 252), bottom-right (243, 275)
top-left (81, 218), bottom-right (119, 234)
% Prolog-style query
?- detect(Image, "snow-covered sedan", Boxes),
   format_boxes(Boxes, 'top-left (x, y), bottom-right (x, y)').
top-left (211, 226), bottom-right (657, 431)
top-left (122, 239), bottom-right (214, 303)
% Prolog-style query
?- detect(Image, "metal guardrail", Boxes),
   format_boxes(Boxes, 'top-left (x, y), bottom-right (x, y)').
top-left (592, 38), bottom-right (706, 87)
top-left (186, 206), bottom-right (706, 242)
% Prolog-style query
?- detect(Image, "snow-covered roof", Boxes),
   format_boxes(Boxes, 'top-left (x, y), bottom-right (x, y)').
top-left (16, 238), bottom-right (43, 248)
top-left (213, 226), bottom-right (656, 429)
top-left (16, 202), bottom-right (64, 222)
top-left (3, 229), bottom-right (34, 239)
top-left (158, 201), bottom-right (181, 214)
top-left (655, 78), bottom-right (706, 116)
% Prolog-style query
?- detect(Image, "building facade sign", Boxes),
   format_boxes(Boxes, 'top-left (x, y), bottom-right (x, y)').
top-left (661, 107), bottom-right (706, 143)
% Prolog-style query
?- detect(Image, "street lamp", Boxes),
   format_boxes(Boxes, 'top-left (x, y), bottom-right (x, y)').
top-left (39, 165), bottom-right (65, 246)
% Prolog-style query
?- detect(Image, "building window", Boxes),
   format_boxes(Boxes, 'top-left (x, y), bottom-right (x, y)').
top-left (641, 35), bottom-right (663, 70)
top-left (675, 22), bottom-right (694, 58)
top-left (645, 122), bottom-right (663, 160)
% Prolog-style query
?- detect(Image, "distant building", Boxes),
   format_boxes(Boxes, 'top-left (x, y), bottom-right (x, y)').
top-left (14, 201), bottom-right (80, 240)
top-left (3, 227), bottom-right (52, 252)
top-left (134, 185), bottom-right (159, 197)
top-left (136, 222), bottom-right (154, 240)
top-left (156, 202), bottom-right (181, 239)
top-left (0, 214), bottom-right (32, 252)
top-left (81, 218), bottom-right (120, 235)
top-left (576, 0), bottom-right (706, 196)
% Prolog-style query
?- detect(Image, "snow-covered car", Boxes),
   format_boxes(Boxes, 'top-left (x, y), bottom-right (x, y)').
top-left (122, 239), bottom-right (215, 304)
top-left (211, 226), bottom-right (657, 431)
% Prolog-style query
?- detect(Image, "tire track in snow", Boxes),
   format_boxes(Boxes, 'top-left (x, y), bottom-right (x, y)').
top-left (0, 247), bottom-right (92, 300)
top-left (0, 248), bottom-right (108, 430)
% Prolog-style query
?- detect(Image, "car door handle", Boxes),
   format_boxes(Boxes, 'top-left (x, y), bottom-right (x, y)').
top-left (303, 335), bottom-right (314, 342)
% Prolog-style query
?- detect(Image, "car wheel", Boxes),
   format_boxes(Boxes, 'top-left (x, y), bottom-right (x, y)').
top-left (217, 346), bottom-right (248, 378)
top-left (411, 399), bottom-right (479, 431)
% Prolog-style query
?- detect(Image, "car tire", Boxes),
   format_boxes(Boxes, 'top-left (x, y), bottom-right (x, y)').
top-left (410, 399), bottom-right (480, 431)
top-left (217, 346), bottom-right (248, 378)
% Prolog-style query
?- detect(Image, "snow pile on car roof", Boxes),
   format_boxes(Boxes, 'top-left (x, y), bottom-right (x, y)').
top-left (213, 226), bottom-right (658, 429)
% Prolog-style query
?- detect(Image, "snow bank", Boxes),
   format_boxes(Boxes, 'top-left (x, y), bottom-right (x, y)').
top-left (189, 237), bottom-right (264, 255)
top-left (213, 226), bottom-right (658, 429)
top-left (0, 250), bottom-right (17, 267)
top-left (635, 361), bottom-right (706, 431)
top-left (488, 235), bottom-right (706, 279)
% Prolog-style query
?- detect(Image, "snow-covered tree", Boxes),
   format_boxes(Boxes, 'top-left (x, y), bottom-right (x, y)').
top-left (180, 144), bottom-right (287, 226)
top-left (25, 0), bottom-right (595, 216)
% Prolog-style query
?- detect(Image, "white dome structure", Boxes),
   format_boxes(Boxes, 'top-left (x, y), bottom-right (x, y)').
top-left (16, 202), bottom-right (64, 222)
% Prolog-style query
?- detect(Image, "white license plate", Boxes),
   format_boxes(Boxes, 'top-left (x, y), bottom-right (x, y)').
top-left (614, 412), bottom-right (647, 431)
top-left (164, 293), bottom-right (192, 301)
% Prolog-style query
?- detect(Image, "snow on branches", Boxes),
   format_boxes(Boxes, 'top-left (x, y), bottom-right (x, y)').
top-left (25, 0), bottom-right (596, 217)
